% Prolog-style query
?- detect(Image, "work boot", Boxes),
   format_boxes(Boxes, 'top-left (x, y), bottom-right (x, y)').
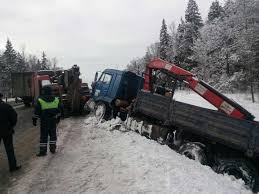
top-left (10, 165), bottom-right (22, 172)
top-left (49, 145), bottom-right (56, 154)
top-left (49, 147), bottom-right (56, 154)
top-left (36, 152), bottom-right (47, 157)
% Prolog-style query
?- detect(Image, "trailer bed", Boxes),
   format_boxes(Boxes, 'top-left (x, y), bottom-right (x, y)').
top-left (133, 91), bottom-right (259, 156)
top-left (11, 72), bottom-right (34, 97)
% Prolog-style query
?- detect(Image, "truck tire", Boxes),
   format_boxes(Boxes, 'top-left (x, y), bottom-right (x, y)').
top-left (178, 142), bottom-right (208, 165)
top-left (95, 102), bottom-right (111, 121)
top-left (214, 158), bottom-right (259, 192)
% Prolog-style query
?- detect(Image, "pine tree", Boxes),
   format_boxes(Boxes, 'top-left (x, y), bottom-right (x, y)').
top-left (175, 18), bottom-right (186, 64)
top-left (1, 39), bottom-right (17, 95)
top-left (185, 0), bottom-right (203, 32)
top-left (41, 51), bottom-right (49, 70)
top-left (0, 53), bottom-right (4, 72)
top-left (167, 22), bottom-right (177, 63)
top-left (159, 19), bottom-right (170, 60)
top-left (175, 17), bottom-right (198, 70)
top-left (3, 39), bottom-right (17, 72)
top-left (253, 6), bottom-right (259, 82)
top-left (16, 52), bottom-right (27, 72)
top-left (255, 1), bottom-right (259, 91)
top-left (32, 58), bottom-right (41, 71)
top-left (143, 51), bottom-right (152, 64)
top-left (0, 53), bottom-right (8, 96)
top-left (208, 0), bottom-right (224, 22)
top-left (174, 0), bottom-right (203, 70)
top-left (183, 22), bottom-right (195, 56)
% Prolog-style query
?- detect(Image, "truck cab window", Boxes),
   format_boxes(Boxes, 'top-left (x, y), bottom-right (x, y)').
top-left (102, 74), bottom-right (112, 84)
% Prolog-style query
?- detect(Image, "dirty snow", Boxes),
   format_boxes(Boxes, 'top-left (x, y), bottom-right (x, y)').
top-left (10, 116), bottom-right (252, 194)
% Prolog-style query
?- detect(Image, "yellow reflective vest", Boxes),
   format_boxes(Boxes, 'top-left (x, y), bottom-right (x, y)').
top-left (38, 97), bottom-right (59, 110)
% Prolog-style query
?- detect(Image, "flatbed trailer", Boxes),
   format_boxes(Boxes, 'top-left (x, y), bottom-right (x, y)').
top-left (131, 90), bottom-right (259, 157)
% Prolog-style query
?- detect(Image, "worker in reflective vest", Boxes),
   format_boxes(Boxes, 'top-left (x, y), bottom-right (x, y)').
top-left (32, 86), bottom-right (63, 157)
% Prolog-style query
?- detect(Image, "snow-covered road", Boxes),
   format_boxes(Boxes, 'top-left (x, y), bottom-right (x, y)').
top-left (10, 115), bottom-right (252, 194)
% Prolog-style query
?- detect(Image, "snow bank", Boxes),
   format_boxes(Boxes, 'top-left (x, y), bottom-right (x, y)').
top-left (86, 117), bottom-right (251, 194)
top-left (12, 116), bottom-right (251, 194)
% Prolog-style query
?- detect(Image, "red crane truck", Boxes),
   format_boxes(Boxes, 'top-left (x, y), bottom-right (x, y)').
top-left (92, 58), bottom-right (259, 192)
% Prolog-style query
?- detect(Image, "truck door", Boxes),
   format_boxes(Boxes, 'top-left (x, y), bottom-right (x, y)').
top-left (94, 73), bottom-right (112, 99)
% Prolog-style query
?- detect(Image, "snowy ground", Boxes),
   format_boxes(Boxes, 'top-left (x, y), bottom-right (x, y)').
top-left (8, 92), bottom-right (258, 194)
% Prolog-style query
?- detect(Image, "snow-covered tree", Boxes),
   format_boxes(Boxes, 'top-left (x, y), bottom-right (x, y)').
top-left (185, 0), bottom-right (203, 32)
top-left (147, 42), bottom-right (160, 59)
top-left (127, 58), bottom-right (145, 75)
top-left (1, 39), bottom-right (17, 93)
top-left (193, 0), bottom-right (258, 95)
top-left (41, 51), bottom-right (50, 70)
top-left (167, 22), bottom-right (177, 63)
top-left (192, 20), bottom-right (228, 82)
top-left (254, 25), bottom-right (259, 82)
top-left (159, 19), bottom-right (170, 60)
top-left (127, 49), bottom-right (155, 75)
top-left (208, 0), bottom-right (224, 22)
top-left (175, 20), bottom-right (198, 70)
top-left (174, 0), bottom-right (204, 70)
top-left (16, 52), bottom-right (27, 72)
top-left (255, 38), bottom-right (259, 67)
top-left (51, 57), bottom-right (58, 70)
top-left (0, 52), bottom-right (4, 72)
top-left (33, 58), bottom-right (41, 71)
top-left (3, 39), bottom-right (17, 72)
top-left (175, 18), bottom-right (186, 64)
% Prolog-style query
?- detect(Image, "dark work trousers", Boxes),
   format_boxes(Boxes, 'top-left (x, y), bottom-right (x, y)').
top-left (0, 135), bottom-right (17, 170)
top-left (39, 117), bottom-right (57, 153)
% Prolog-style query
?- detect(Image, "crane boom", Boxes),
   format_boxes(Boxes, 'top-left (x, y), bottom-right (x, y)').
top-left (144, 58), bottom-right (254, 121)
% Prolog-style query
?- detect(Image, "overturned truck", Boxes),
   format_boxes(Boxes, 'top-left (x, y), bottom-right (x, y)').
top-left (92, 58), bottom-right (259, 192)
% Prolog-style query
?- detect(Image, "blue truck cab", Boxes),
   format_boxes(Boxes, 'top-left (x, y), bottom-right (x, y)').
top-left (91, 69), bottom-right (143, 120)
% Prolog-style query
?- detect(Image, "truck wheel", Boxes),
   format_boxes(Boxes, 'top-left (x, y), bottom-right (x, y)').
top-left (214, 158), bottom-right (259, 192)
top-left (178, 142), bottom-right (208, 165)
top-left (95, 102), bottom-right (111, 121)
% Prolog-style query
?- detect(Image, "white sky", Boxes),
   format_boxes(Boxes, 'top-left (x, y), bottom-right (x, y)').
top-left (0, 0), bottom-right (224, 82)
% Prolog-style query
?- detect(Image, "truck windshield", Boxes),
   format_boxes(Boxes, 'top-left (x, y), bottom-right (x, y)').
top-left (102, 74), bottom-right (112, 84)
top-left (99, 73), bottom-right (112, 84)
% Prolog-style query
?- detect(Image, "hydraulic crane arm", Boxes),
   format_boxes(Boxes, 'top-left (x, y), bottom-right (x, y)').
top-left (144, 58), bottom-right (254, 121)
